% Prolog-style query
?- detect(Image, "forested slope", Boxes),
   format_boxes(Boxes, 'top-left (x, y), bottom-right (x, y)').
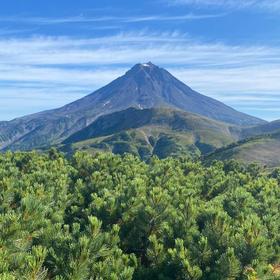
top-left (0, 150), bottom-right (280, 279)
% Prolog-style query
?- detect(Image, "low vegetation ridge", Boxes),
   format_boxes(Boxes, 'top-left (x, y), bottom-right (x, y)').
top-left (206, 132), bottom-right (280, 168)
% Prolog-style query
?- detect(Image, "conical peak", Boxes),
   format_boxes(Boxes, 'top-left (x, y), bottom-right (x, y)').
top-left (128, 62), bottom-right (159, 72)
top-left (141, 61), bottom-right (155, 67)
top-left (126, 62), bottom-right (164, 79)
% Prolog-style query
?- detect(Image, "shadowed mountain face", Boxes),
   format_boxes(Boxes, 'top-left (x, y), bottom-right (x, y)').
top-left (0, 62), bottom-right (265, 151)
top-left (64, 107), bottom-right (240, 144)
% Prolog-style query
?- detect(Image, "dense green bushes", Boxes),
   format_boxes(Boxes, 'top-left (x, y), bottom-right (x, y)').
top-left (0, 150), bottom-right (279, 279)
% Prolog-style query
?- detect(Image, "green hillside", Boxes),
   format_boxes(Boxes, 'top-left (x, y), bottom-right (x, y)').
top-left (206, 132), bottom-right (280, 168)
top-left (61, 107), bottom-right (240, 159)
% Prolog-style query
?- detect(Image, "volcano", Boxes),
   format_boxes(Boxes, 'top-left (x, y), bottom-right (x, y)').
top-left (0, 62), bottom-right (265, 150)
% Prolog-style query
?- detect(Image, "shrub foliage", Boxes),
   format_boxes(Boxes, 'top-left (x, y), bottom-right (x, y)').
top-left (0, 150), bottom-right (279, 279)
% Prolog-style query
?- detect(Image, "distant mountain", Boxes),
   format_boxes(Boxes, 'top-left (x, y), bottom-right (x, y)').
top-left (61, 107), bottom-right (240, 159)
top-left (0, 62), bottom-right (265, 151)
top-left (206, 132), bottom-right (280, 169)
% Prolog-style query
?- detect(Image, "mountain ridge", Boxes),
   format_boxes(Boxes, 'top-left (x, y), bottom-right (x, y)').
top-left (63, 107), bottom-right (240, 145)
top-left (61, 107), bottom-right (240, 160)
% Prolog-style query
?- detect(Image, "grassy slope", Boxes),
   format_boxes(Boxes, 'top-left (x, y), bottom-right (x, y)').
top-left (242, 120), bottom-right (280, 138)
top-left (206, 133), bottom-right (280, 168)
top-left (60, 107), bottom-right (239, 160)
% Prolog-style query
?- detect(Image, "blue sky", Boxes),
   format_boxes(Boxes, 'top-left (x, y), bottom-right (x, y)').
top-left (1, 0), bottom-right (280, 121)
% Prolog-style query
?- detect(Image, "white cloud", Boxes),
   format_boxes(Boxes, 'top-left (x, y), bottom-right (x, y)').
top-left (168, 0), bottom-right (280, 11)
top-left (1, 33), bottom-right (280, 66)
top-left (0, 13), bottom-right (224, 26)
top-left (0, 32), bottom-right (280, 120)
